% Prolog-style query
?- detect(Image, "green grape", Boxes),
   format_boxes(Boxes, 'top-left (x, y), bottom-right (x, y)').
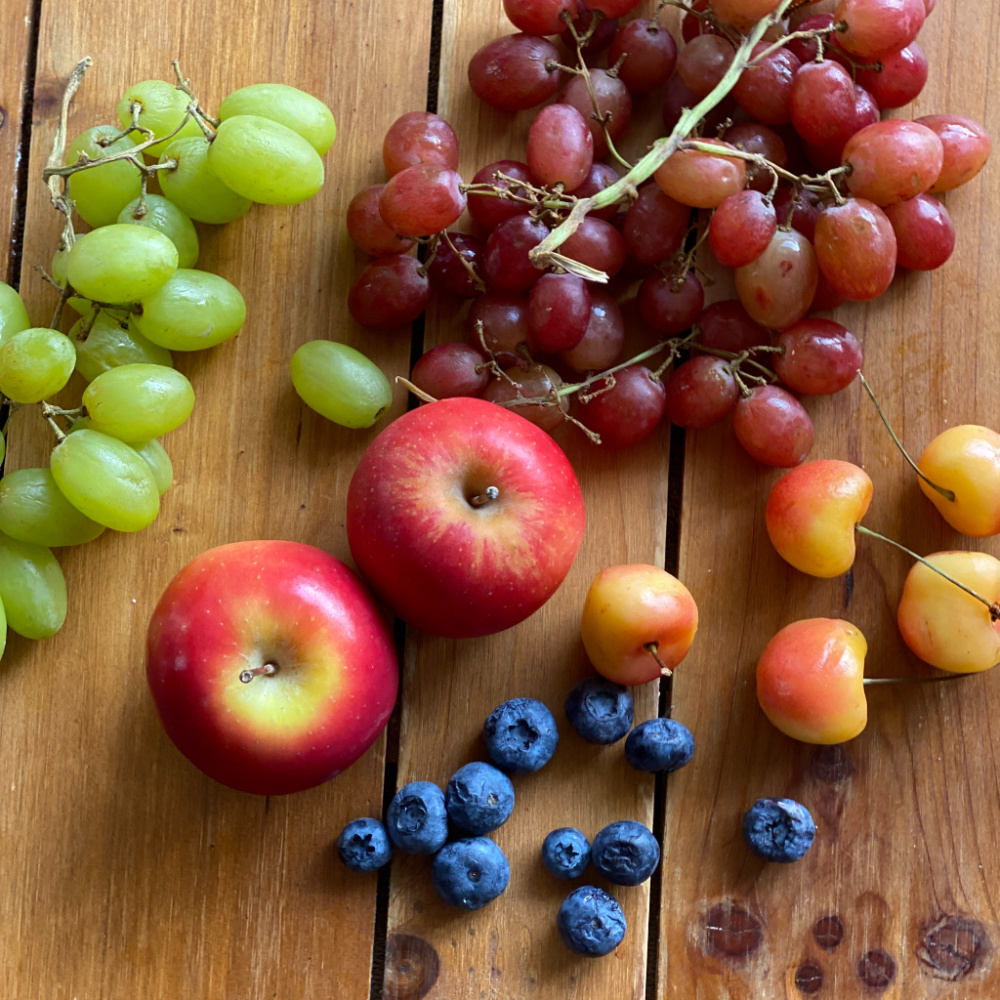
top-left (82, 363), bottom-right (194, 442)
top-left (132, 438), bottom-right (173, 494)
top-left (158, 136), bottom-right (252, 224)
top-left (116, 79), bottom-right (204, 159)
top-left (50, 428), bottom-right (159, 532)
top-left (0, 327), bottom-right (76, 404)
top-left (0, 431), bottom-right (5, 466)
top-left (0, 468), bottom-right (105, 547)
top-left (132, 269), bottom-right (246, 351)
top-left (72, 312), bottom-right (172, 382)
top-left (0, 531), bottom-right (67, 639)
top-left (218, 83), bottom-right (336, 155)
top-left (0, 280), bottom-right (31, 346)
top-left (65, 125), bottom-right (144, 228)
top-left (117, 194), bottom-right (199, 268)
top-left (290, 340), bottom-right (392, 429)
top-left (0, 595), bottom-right (6, 662)
top-left (66, 224), bottom-right (178, 304)
top-left (207, 115), bottom-right (324, 205)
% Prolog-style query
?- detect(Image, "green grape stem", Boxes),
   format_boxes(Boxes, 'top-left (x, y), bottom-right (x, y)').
top-left (530, 0), bottom-right (802, 279)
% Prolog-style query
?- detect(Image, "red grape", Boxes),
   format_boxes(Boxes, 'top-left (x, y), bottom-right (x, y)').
top-left (573, 162), bottom-right (622, 220)
top-left (560, 68), bottom-right (632, 159)
top-left (885, 193), bottom-right (955, 271)
top-left (733, 384), bottom-right (814, 467)
top-left (814, 198), bottom-right (897, 301)
top-left (483, 363), bottom-right (570, 431)
top-left (527, 104), bottom-right (594, 192)
top-left (586, 0), bottom-right (643, 16)
top-left (682, 0), bottom-right (715, 43)
top-left (855, 41), bottom-right (928, 109)
top-left (560, 6), bottom-right (619, 56)
top-left (348, 255), bottom-right (430, 329)
top-left (346, 184), bottom-right (415, 256)
top-left (467, 160), bottom-right (536, 230)
top-left (482, 215), bottom-right (551, 293)
top-left (698, 299), bottom-right (769, 355)
top-left (382, 111), bottom-right (460, 177)
top-left (528, 273), bottom-right (592, 353)
top-left (809, 269), bottom-right (847, 312)
top-left (469, 292), bottom-right (534, 368)
top-left (773, 318), bottom-right (862, 395)
top-left (411, 342), bottom-right (490, 399)
top-left (468, 34), bottom-right (564, 112)
top-left (427, 232), bottom-right (484, 298)
top-left (503, 0), bottom-right (578, 35)
top-left (734, 228), bottom-right (818, 330)
top-left (622, 183), bottom-right (690, 265)
top-left (609, 18), bottom-right (678, 94)
top-left (842, 120), bottom-right (944, 206)
top-left (725, 122), bottom-right (788, 193)
top-left (790, 61), bottom-right (857, 151)
top-left (654, 140), bottom-right (746, 209)
top-left (577, 364), bottom-right (666, 448)
top-left (834, 0), bottom-right (925, 61)
top-left (915, 115), bottom-right (993, 193)
top-left (560, 288), bottom-right (625, 372)
top-left (771, 184), bottom-right (825, 242)
top-left (662, 72), bottom-right (734, 136)
top-left (663, 355), bottom-right (739, 429)
top-left (677, 35), bottom-right (735, 98)
top-left (379, 163), bottom-right (466, 237)
top-left (560, 216), bottom-right (626, 278)
top-left (637, 270), bottom-right (704, 336)
top-left (709, 190), bottom-right (777, 269)
top-left (733, 42), bottom-right (801, 126)
top-left (711, 0), bottom-right (781, 32)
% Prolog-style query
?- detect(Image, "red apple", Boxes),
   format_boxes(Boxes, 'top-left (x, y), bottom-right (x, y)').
top-left (346, 397), bottom-right (586, 638)
top-left (146, 540), bottom-right (398, 795)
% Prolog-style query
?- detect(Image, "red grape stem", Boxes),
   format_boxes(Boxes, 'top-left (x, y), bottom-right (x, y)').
top-left (749, 22), bottom-right (845, 68)
top-left (855, 525), bottom-right (1000, 622)
top-left (661, 1), bottom-right (742, 46)
top-left (531, 0), bottom-right (801, 279)
top-left (856, 372), bottom-right (956, 502)
top-left (440, 231), bottom-right (487, 293)
top-left (461, 173), bottom-right (574, 214)
top-left (395, 376), bottom-right (438, 404)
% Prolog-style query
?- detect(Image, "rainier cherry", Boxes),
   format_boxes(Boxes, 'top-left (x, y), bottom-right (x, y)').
top-left (917, 426), bottom-right (1000, 536)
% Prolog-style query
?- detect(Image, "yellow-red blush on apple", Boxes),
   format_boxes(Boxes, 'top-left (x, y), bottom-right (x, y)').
top-left (580, 564), bottom-right (698, 686)
top-left (765, 459), bottom-right (873, 578)
top-left (756, 617), bottom-right (868, 744)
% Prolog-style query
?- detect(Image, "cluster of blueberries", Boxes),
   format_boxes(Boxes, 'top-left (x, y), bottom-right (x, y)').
top-left (337, 675), bottom-right (815, 957)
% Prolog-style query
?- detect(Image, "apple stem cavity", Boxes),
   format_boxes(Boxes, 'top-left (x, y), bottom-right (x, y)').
top-left (857, 373), bottom-right (956, 503)
top-left (644, 641), bottom-right (672, 678)
top-left (239, 662), bottom-right (278, 684)
top-left (855, 524), bottom-right (1000, 622)
top-left (468, 485), bottom-right (500, 508)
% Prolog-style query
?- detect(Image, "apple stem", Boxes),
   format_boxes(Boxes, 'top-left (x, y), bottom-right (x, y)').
top-left (468, 486), bottom-right (500, 508)
top-left (855, 524), bottom-right (1000, 621)
top-left (645, 642), bottom-right (672, 678)
top-left (239, 662), bottom-right (278, 684)
top-left (857, 372), bottom-right (956, 503)
top-left (863, 673), bottom-right (968, 686)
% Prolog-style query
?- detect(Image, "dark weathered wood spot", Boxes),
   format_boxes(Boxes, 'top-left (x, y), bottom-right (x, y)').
top-left (795, 960), bottom-right (824, 994)
top-left (809, 745), bottom-right (854, 784)
top-left (857, 948), bottom-right (896, 990)
top-left (701, 900), bottom-right (762, 960)
top-left (917, 914), bottom-right (988, 980)
top-left (0, 107), bottom-right (6, 131)
top-left (383, 934), bottom-right (440, 1000)
top-left (813, 914), bottom-right (844, 950)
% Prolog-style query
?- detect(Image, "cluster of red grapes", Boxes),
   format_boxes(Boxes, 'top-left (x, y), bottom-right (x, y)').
top-left (344, 0), bottom-right (990, 465)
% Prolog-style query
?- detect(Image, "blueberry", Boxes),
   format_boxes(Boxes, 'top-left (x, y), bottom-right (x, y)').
top-left (483, 697), bottom-right (559, 774)
top-left (386, 781), bottom-right (449, 855)
top-left (542, 827), bottom-right (591, 879)
top-left (624, 718), bottom-right (695, 773)
top-left (591, 820), bottom-right (660, 886)
top-left (742, 797), bottom-right (816, 863)
top-left (336, 817), bottom-right (392, 873)
top-left (557, 886), bottom-right (627, 957)
top-left (564, 676), bottom-right (634, 744)
top-left (431, 837), bottom-right (510, 910)
top-left (446, 761), bottom-right (515, 834)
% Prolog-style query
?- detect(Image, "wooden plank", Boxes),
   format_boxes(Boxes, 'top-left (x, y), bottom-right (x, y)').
top-left (0, 2), bottom-right (432, 997)
top-left (662, 2), bottom-right (1000, 997)
top-left (381, 4), bottom-right (673, 998)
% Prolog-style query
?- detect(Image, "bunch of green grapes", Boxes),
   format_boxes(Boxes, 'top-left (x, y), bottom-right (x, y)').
top-left (0, 70), bottom-right (338, 662)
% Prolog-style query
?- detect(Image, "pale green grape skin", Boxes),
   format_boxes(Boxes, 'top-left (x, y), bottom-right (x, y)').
top-left (0, 327), bottom-right (76, 404)
top-left (208, 115), bottom-right (324, 205)
top-left (0, 531), bottom-right (67, 639)
top-left (0, 468), bottom-right (106, 547)
top-left (132, 438), bottom-right (173, 494)
top-left (218, 84), bottom-right (337, 155)
top-left (65, 125), bottom-right (144, 228)
top-left (66, 225), bottom-right (178, 304)
top-left (0, 432), bottom-right (5, 467)
top-left (116, 80), bottom-right (203, 159)
top-left (117, 194), bottom-right (199, 269)
top-left (50, 429), bottom-right (159, 532)
top-left (290, 340), bottom-right (392, 429)
top-left (158, 137), bottom-right (252, 224)
top-left (132, 269), bottom-right (246, 351)
top-left (82, 363), bottom-right (194, 442)
top-left (0, 281), bottom-right (31, 346)
top-left (72, 312), bottom-right (173, 382)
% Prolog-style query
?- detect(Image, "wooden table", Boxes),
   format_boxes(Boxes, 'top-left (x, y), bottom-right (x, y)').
top-left (2, 1), bottom-right (998, 997)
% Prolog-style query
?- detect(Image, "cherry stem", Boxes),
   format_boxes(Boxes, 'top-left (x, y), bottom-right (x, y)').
top-left (863, 673), bottom-right (967, 686)
top-left (468, 486), bottom-right (499, 508)
top-left (857, 372), bottom-right (956, 502)
top-left (395, 375), bottom-right (437, 404)
top-left (854, 524), bottom-right (1000, 621)
top-left (645, 642), bottom-right (672, 678)
top-left (240, 663), bottom-right (278, 684)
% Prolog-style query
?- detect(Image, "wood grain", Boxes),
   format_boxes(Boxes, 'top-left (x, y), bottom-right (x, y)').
top-left (661, 3), bottom-right (1000, 998)
top-left (0, 1), bottom-right (430, 998)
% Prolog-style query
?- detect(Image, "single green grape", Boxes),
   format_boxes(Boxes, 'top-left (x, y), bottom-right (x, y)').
top-left (66, 225), bottom-right (178, 304)
top-left (132, 269), bottom-right (246, 351)
top-left (0, 327), bottom-right (76, 404)
top-left (72, 312), bottom-right (172, 382)
top-left (0, 595), bottom-right (6, 663)
top-left (0, 530), bottom-right (67, 639)
top-left (116, 79), bottom-right (204, 159)
top-left (0, 280), bottom-right (31, 346)
top-left (50, 428), bottom-right (160, 532)
top-left (132, 438), bottom-right (173, 494)
top-left (208, 115), bottom-right (324, 205)
top-left (290, 340), bottom-right (393, 429)
top-left (0, 431), bottom-right (5, 467)
top-left (218, 83), bottom-right (336, 155)
top-left (0, 468), bottom-right (106, 547)
top-left (65, 125), bottom-right (144, 228)
top-left (158, 136), bottom-right (252, 224)
top-left (82, 363), bottom-right (194, 442)
top-left (117, 194), bottom-right (199, 269)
